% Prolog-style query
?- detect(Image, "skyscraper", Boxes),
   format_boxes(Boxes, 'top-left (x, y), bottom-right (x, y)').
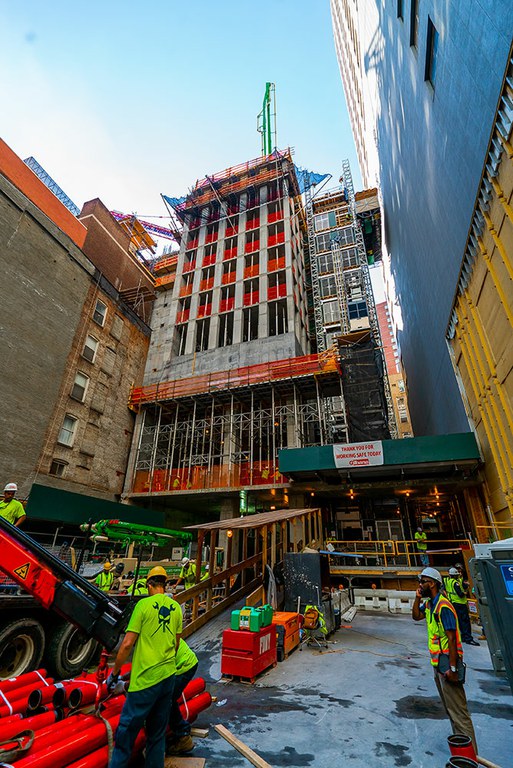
top-left (330, 0), bottom-right (512, 436)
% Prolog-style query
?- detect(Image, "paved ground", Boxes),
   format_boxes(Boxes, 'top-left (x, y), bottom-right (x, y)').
top-left (186, 611), bottom-right (512, 768)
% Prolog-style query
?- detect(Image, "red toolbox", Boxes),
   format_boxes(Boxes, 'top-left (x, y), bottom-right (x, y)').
top-left (221, 624), bottom-right (277, 681)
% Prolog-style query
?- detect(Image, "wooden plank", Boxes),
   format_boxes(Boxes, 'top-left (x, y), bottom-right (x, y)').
top-left (190, 727), bottom-right (209, 738)
top-left (164, 758), bottom-right (206, 768)
top-left (214, 724), bottom-right (273, 768)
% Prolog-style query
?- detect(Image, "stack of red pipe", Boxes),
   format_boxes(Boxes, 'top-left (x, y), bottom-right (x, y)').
top-left (0, 668), bottom-right (212, 767)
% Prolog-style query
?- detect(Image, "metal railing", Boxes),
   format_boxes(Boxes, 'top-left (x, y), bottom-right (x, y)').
top-left (326, 539), bottom-right (472, 568)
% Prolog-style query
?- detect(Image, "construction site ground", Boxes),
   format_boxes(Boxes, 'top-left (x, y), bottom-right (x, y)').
top-left (182, 610), bottom-right (511, 768)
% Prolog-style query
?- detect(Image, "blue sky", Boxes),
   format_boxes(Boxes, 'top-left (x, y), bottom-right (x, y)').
top-left (0, 0), bottom-right (361, 221)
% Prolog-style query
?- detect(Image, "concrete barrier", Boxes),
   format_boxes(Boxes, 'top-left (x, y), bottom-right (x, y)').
top-left (354, 589), bottom-right (416, 614)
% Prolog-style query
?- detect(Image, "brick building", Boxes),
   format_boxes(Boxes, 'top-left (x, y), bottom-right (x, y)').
top-left (0, 139), bottom-right (153, 509)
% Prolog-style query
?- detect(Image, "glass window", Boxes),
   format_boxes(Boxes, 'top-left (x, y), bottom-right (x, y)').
top-left (49, 459), bottom-right (68, 477)
top-left (243, 306), bottom-right (259, 341)
top-left (71, 372), bottom-right (89, 402)
top-left (317, 252), bottom-right (334, 274)
top-left (410, 0), bottom-right (419, 47)
top-left (268, 299), bottom-right (288, 337)
top-left (314, 213), bottom-right (330, 232)
top-left (58, 415), bottom-right (77, 447)
top-left (82, 335), bottom-right (99, 363)
top-left (348, 301), bottom-right (368, 319)
top-left (315, 232), bottom-right (332, 253)
top-left (319, 276), bottom-right (337, 298)
top-left (175, 324), bottom-right (188, 356)
top-left (93, 299), bottom-right (107, 327)
top-left (323, 300), bottom-right (340, 324)
top-left (425, 17), bottom-right (439, 85)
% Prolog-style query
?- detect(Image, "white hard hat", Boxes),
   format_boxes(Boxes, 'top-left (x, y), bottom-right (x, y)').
top-left (448, 567), bottom-right (459, 576)
top-left (205, 563), bottom-right (210, 570)
top-left (420, 567), bottom-right (442, 584)
top-left (4, 483), bottom-right (18, 493)
top-left (181, 557), bottom-right (190, 566)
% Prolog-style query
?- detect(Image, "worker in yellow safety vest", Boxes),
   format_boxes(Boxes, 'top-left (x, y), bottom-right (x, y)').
top-left (173, 557), bottom-right (197, 592)
top-left (414, 527), bottom-right (428, 566)
top-left (95, 562), bottom-right (114, 592)
top-left (445, 567), bottom-right (479, 645)
top-left (128, 576), bottom-right (149, 596)
top-left (412, 567), bottom-right (477, 752)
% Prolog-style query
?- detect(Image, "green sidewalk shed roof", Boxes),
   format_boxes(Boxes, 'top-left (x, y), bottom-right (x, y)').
top-left (25, 483), bottom-right (165, 527)
top-left (279, 433), bottom-right (481, 479)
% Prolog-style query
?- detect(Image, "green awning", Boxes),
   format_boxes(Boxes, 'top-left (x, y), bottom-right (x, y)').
top-left (279, 433), bottom-right (481, 476)
top-left (26, 483), bottom-right (165, 527)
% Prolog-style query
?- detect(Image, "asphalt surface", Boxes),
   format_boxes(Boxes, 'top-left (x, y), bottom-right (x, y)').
top-left (186, 611), bottom-right (512, 768)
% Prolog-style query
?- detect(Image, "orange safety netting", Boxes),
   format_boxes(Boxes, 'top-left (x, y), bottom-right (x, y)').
top-left (132, 462), bottom-right (287, 494)
top-left (130, 352), bottom-right (340, 407)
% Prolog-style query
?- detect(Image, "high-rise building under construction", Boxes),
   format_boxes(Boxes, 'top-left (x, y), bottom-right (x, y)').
top-left (124, 150), bottom-right (394, 515)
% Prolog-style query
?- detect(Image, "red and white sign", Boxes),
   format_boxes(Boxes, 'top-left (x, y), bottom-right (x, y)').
top-left (333, 441), bottom-right (384, 468)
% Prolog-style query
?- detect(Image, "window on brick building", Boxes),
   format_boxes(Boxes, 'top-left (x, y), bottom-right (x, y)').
top-left (49, 459), bottom-right (68, 477)
top-left (82, 335), bottom-right (99, 363)
top-left (58, 415), bottom-right (77, 447)
top-left (93, 299), bottom-right (107, 327)
top-left (71, 372), bottom-right (89, 402)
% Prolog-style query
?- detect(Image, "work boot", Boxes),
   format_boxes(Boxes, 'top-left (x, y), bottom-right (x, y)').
top-left (166, 735), bottom-right (194, 755)
top-left (467, 638), bottom-right (480, 646)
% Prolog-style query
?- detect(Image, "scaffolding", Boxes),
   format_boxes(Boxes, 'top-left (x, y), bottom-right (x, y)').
top-left (130, 360), bottom-right (345, 495)
top-left (305, 161), bottom-right (397, 440)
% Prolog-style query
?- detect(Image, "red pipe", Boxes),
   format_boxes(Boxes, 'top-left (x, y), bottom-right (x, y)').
top-left (0, 670), bottom-right (48, 695)
top-left (65, 727), bottom-right (146, 768)
top-left (65, 745), bottom-right (110, 768)
top-left (67, 682), bottom-right (102, 710)
top-left (179, 690), bottom-right (212, 724)
top-left (27, 682), bottom-right (61, 712)
top-left (182, 676), bottom-right (206, 701)
top-left (12, 713), bottom-right (122, 768)
top-left (0, 709), bottom-right (61, 742)
top-left (0, 679), bottom-right (55, 717)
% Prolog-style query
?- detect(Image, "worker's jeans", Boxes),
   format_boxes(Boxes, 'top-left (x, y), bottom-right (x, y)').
top-left (434, 670), bottom-right (477, 753)
top-left (169, 663), bottom-right (199, 739)
top-left (454, 602), bottom-right (473, 643)
top-left (110, 674), bottom-right (175, 768)
top-left (419, 552), bottom-right (429, 566)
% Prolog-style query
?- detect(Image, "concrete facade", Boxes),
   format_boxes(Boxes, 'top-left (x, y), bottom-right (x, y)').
top-left (330, 0), bottom-right (513, 436)
top-left (145, 154), bottom-right (310, 385)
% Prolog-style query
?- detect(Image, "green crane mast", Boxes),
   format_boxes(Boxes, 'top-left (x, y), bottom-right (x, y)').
top-left (257, 82), bottom-right (277, 156)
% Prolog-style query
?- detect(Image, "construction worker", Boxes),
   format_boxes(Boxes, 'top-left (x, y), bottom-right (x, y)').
top-left (173, 557), bottom-right (197, 591)
top-left (166, 639), bottom-right (199, 756)
top-left (445, 567), bottom-right (479, 646)
top-left (412, 566), bottom-right (477, 752)
top-left (95, 562), bottom-right (114, 592)
top-left (107, 565), bottom-right (182, 768)
top-left (0, 483), bottom-right (26, 527)
top-left (414, 526), bottom-right (429, 566)
top-left (201, 563), bottom-right (210, 580)
top-left (128, 575), bottom-right (149, 596)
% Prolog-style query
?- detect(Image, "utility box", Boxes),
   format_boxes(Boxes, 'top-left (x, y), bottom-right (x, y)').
top-left (469, 538), bottom-right (513, 694)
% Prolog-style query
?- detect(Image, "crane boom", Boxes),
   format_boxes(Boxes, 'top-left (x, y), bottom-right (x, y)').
top-left (0, 517), bottom-right (130, 650)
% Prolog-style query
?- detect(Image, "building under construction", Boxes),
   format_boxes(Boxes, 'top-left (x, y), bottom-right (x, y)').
top-left (124, 150), bottom-right (394, 512)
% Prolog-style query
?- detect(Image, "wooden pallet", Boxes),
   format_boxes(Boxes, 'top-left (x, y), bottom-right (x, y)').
top-left (221, 663), bottom-right (277, 685)
top-left (164, 758), bottom-right (206, 768)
